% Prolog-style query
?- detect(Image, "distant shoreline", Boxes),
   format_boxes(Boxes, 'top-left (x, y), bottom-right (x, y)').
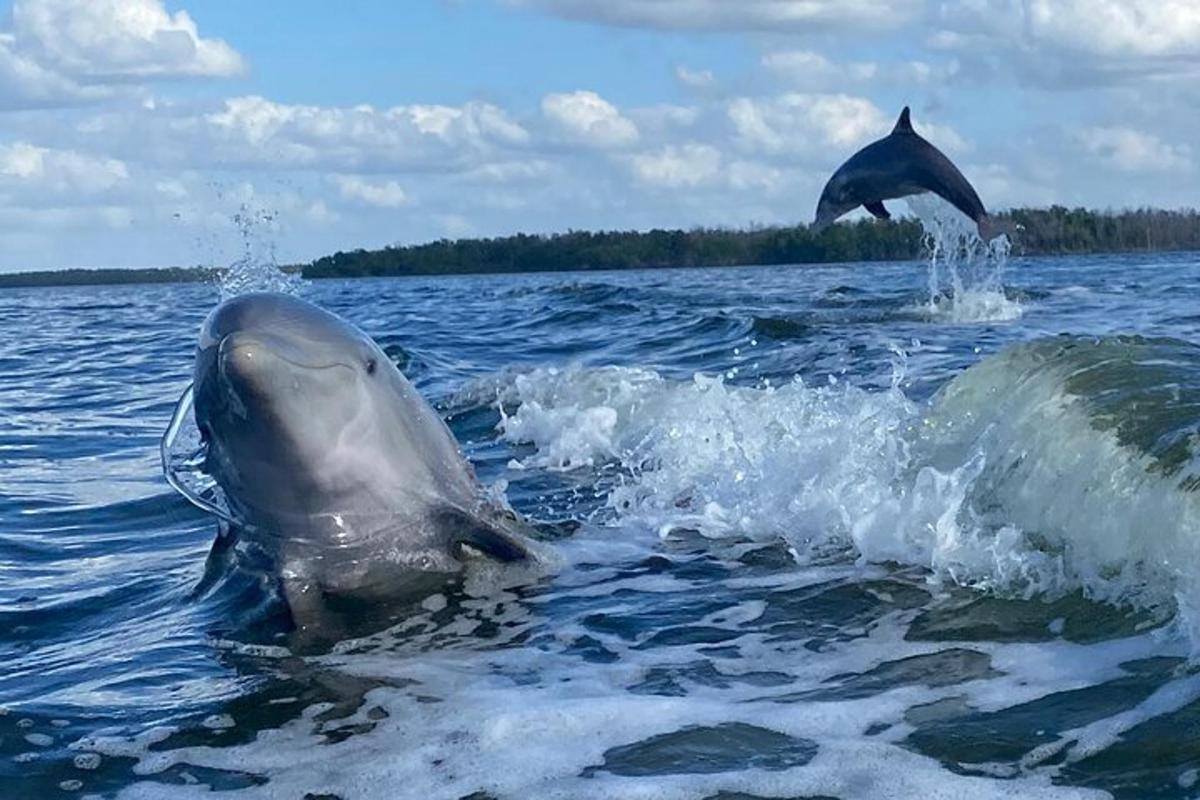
top-left (3, 206), bottom-right (1198, 289)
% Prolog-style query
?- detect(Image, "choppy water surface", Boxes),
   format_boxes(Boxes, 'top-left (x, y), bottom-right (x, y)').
top-left (5, 239), bottom-right (1200, 798)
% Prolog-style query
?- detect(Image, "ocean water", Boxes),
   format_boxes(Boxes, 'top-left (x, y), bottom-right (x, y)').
top-left (5, 237), bottom-right (1200, 798)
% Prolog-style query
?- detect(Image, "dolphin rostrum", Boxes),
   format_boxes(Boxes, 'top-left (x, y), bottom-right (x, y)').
top-left (182, 292), bottom-right (540, 634)
top-left (813, 106), bottom-right (993, 237)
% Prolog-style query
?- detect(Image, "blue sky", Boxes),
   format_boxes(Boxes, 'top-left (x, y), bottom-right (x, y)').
top-left (0, 0), bottom-right (1196, 271)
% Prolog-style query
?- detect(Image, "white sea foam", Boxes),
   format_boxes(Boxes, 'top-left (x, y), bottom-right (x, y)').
top-left (491, 350), bottom-right (1200, 648)
top-left (96, 572), bottom-right (1157, 800)
top-left (494, 366), bottom-right (1039, 597)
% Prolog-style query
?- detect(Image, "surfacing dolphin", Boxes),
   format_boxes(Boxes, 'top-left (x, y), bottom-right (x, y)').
top-left (813, 106), bottom-right (993, 237)
top-left (184, 292), bottom-right (540, 632)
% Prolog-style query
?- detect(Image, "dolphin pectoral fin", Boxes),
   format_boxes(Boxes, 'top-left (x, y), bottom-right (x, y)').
top-left (864, 201), bottom-right (891, 220)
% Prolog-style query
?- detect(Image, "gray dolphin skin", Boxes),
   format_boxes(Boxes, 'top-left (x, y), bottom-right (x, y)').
top-left (190, 292), bottom-right (537, 629)
top-left (813, 106), bottom-right (990, 235)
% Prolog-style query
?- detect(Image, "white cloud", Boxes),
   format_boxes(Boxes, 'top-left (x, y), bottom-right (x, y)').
top-left (0, 204), bottom-right (135, 230)
top-left (762, 49), bottom-right (957, 89)
top-left (729, 93), bottom-right (889, 155)
top-left (0, 35), bottom-right (106, 109)
top-left (460, 159), bottom-right (555, 183)
top-left (1075, 127), bottom-right (1192, 172)
top-left (0, 142), bottom-right (128, 193)
top-left (541, 90), bottom-right (639, 148)
top-left (965, 162), bottom-right (1059, 208)
top-left (762, 51), bottom-right (869, 87)
top-left (675, 65), bottom-right (715, 89)
top-left (304, 200), bottom-right (337, 224)
top-left (628, 143), bottom-right (722, 188)
top-left (0, 0), bottom-right (243, 110)
top-left (727, 160), bottom-right (788, 193)
top-left (201, 95), bottom-right (530, 171)
top-left (510, 0), bottom-right (922, 32)
top-left (333, 175), bottom-right (410, 208)
top-left (1016, 0), bottom-right (1200, 59)
top-left (11, 0), bottom-right (244, 81)
top-left (154, 178), bottom-right (187, 198)
top-left (728, 94), bottom-right (967, 159)
top-left (934, 0), bottom-right (1200, 85)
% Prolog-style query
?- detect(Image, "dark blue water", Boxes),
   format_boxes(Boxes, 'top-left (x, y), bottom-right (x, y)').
top-left (4, 250), bottom-right (1200, 799)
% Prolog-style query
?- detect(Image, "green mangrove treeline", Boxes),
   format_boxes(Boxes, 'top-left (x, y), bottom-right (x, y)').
top-left (306, 206), bottom-right (1200, 279)
top-left (1, 206), bottom-right (1198, 288)
top-left (0, 266), bottom-right (221, 289)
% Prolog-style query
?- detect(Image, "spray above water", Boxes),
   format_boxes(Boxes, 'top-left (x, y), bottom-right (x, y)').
top-left (217, 205), bottom-right (304, 299)
top-left (907, 194), bottom-right (1021, 323)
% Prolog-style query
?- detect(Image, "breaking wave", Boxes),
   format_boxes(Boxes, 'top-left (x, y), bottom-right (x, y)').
top-left (489, 333), bottom-right (1200, 650)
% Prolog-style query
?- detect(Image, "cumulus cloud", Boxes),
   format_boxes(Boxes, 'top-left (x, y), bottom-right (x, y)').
top-left (541, 90), bottom-right (639, 148)
top-left (0, 37), bottom-right (106, 109)
top-left (628, 143), bottom-right (722, 188)
top-left (934, 0), bottom-right (1200, 85)
top-left (11, 0), bottom-right (244, 81)
top-left (728, 93), bottom-right (889, 155)
top-left (0, 0), bottom-right (244, 111)
top-left (761, 51), bottom-right (875, 87)
top-left (201, 95), bottom-right (530, 171)
top-left (509, 0), bottom-right (923, 32)
top-left (674, 65), bottom-right (715, 90)
top-left (0, 142), bottom-right (128, 194)
top-left (1075, 127), bottom-right (1192, 172)
top-left (761, 50), bottom-right (958, 90)
top-left (332, 175), bottom-right (410, 208)
top-left (728, 93), bottom-right (968, 160)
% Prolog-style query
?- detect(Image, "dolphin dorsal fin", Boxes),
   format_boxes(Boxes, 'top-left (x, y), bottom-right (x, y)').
top-left (892, 106), bottom-right (914, 134)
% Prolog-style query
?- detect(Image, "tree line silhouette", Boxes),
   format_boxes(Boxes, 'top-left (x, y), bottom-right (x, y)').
top-left (307, 206), bottom-right (1200, 278)
top-left (1, 206), bottom-right (1197, 288)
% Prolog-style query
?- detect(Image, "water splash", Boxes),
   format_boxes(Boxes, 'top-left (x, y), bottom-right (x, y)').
top-left (906, 194), bottom-right (1021, 323)
top-left (217, 204), bottom-right (304, 300)
top-left (161, 385), bottom-right (238, 527)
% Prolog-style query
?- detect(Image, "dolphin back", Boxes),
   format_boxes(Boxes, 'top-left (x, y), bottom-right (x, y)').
top-left (898, 134), bottom-right (987, 224)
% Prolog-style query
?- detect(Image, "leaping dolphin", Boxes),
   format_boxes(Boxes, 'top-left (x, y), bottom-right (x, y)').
top-left (813, 106), bottom-right (993, 237)
top-left (181, 292), bottom-right (541, 634)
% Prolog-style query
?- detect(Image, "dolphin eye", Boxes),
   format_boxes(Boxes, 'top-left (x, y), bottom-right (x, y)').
top-left (365, 358), bottom-right (377, 376)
